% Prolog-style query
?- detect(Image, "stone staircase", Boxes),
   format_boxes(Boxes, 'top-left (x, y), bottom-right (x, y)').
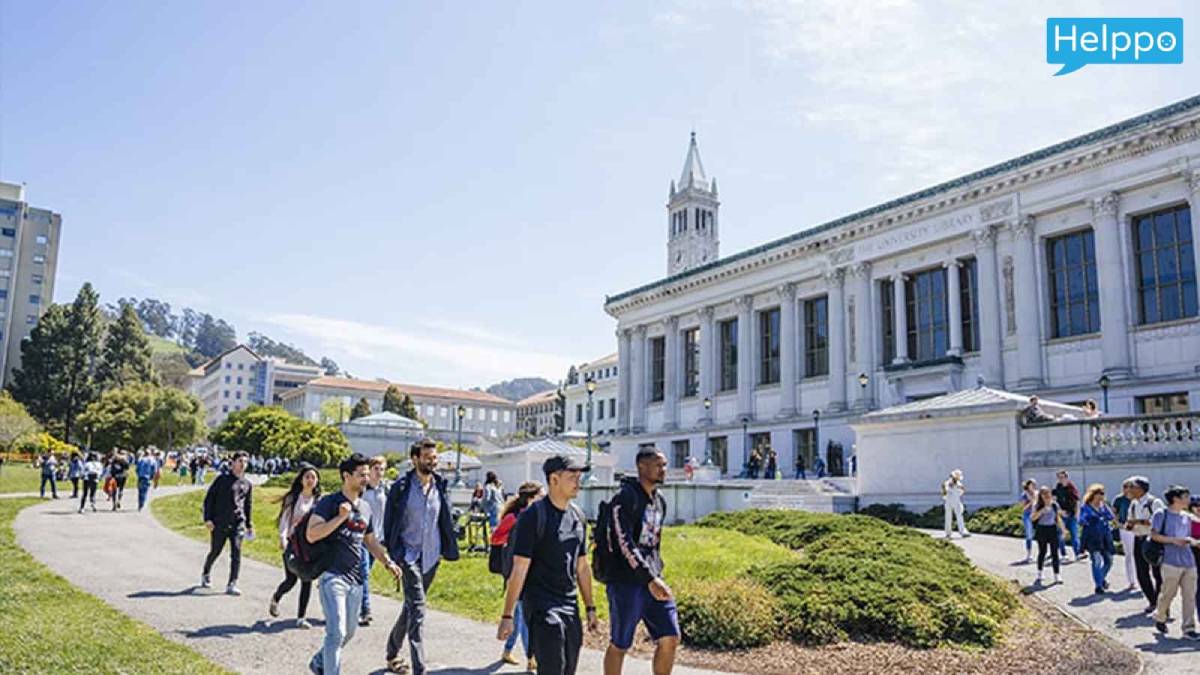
top-left (741, 478), bottom-right (858, 514)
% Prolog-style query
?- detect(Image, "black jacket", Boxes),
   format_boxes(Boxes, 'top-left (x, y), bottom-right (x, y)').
top-left (202, 472), bottom-right (252, 528)
top-left (607, 477), bottom-right (666, 585)
top-left (383, 470), bottom-right (460, 564)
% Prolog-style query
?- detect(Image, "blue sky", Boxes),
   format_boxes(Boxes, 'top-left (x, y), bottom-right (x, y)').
top-left (2, 1), bottom-right (1198, 388)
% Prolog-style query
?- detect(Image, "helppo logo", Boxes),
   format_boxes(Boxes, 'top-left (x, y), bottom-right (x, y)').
top-left (1047, 17), bottom-right (1183, 76)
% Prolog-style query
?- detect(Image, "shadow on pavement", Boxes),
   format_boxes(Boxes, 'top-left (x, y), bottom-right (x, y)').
top-left (1135, 633), bottom-right (1200, 653)
top-left (181, 619), bottom-right (324, 639)
top-left (418, 663), bottom-right (507, 675)
top-left (128, 588), bottom-right (201, 598)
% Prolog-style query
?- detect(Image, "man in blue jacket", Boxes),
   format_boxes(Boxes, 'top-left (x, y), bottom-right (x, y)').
top-left (382, 439), bottom-right (460, 675)
top-left (604, 446), bottom-right (679, 675)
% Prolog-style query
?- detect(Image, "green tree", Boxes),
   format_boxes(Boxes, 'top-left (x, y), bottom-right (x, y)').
top-left (153, 351), bottom-right (194, 390)
top-left (97, 302), bottom-right (156, 391)
top-left (319, 399), bottom-right (351, 425)
top-left (350, 397), bottom-right (372, 420)
top-left (192, 313), bottom-right (236, 359)
top-left (210, 406), bottom-right (295, 456)
top-left (77, 383), bottom-right (157, 452)
top-left (145, 387), bottom-right (205, 452)
top-left (382, 386), bottom-right (404, 415)
top-left (292, 421), bottom-right (351, 466)
top-left (399, 394), bottom-right (423, 423)
top-left (0, 391), bottom-right (40, 477)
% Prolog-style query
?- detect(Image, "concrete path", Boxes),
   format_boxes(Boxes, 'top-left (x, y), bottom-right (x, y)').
top-left (931, 530), bottom-right (1200, 675)
top-left (15, 486), bottom-right (723, 675)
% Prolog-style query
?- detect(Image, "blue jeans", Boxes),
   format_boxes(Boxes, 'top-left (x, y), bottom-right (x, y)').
top-left (40, 474), bottom-right (58, 498)
top-left (137, 477), bottom-right (152, 511)
top-left (359, 546), bottom-right (373, 618)
top-left (311, 573), bottom-right (363, 675)
top-left (1090, 549), bottom-right (1113, 590)
top-left (504, 593), bottom-right (530, 657)
top-left (1022, 511), bottom-right (1034, 554)
top-left (1059, 514), bottom-right (1081, 556)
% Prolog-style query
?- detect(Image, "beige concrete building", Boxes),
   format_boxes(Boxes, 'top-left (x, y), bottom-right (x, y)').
top-left (0, 181), bottom-right (61, 386)
top-left (516, 388), bottom-right (560, 437)
top-left (563, 352), bottom-right (619, 440)
top-left (188, 345), bottom-right (323, 428)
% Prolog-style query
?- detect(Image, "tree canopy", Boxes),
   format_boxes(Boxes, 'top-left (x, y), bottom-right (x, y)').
top-left (211, 405), bottom-right (349, 466)
top-left (350, 397), bottom-right (372, 420)
top-left (76, 383), bottom-right (204, 453)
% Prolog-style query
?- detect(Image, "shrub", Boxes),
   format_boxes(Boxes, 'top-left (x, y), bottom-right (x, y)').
top-left (675, 577), bottom-right (779, 649)
top-left (856, 503), bottom-right (919, 527)
top-left (699, 509), bottom-right (1018, 649)
top-left (263, 468), bottom-right (342, 493)
top-left (967, 504), bottom-right (1025, 538)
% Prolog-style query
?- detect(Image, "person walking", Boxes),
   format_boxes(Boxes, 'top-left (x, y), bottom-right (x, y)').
top-left (1020, 479), bottom-right (1038, 563)
top-left (1151, 485), bottom-right (1199, 639)
top-left (764, 449), bottom-right (778, 480)
top-left (270, 463), bottom-right (321, 628)
top-left (109, 450), bottom-right (130, 510)
top-left (1080, 483), bottom-right (1117, 594)
top-left (942, 470), bottom-right (969, 538)
top-left (67, 452), bottom-right (83, 499)
top-left (492, 481), bottom-right (544, 670)
top-left (603, 447), bottom-right (680, 675)
top-left (135, 450), bottom-right (159, 511)
top-left (794, 453), bottom-right (806, 480)
top-left (1032, 485), bottom-right (1067, 585)
top-left (1113, 480), bottom-right (1139, 592)
top-left (1128, 476), bottom-right (1166, 613)
top-left (1053, 470), bottom-right (1083, 561)
top-left (201, 451), bottom-right (254, 595)
top-left (1190, 496), bottom-right (1200, 623)
top-left (382, 439), bottom-right (460, 675)
top-left (306, 453), bottom-right (402, 675)
top-left (498, 454), bottom-right (599, 675)
top-left (78, 452), bottom-right (103, 514)
top-left (483, 472), bottom-right (504, 529)
top-left (358, 455), bottom-right (389, 627)
top-left (39, 452), bottom-right (59, 499)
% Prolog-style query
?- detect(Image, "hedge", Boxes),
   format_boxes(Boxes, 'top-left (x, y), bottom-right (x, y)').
top-left (675, 577), bottom-right (780, 649)
top-left (856, 503), bottom-right (1060, 542)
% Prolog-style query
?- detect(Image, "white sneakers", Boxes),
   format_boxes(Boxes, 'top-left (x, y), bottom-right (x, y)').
top-left (1054, 573), bottom-right (1063, 584)
top-left (200, 574), bottom-right (212, 588)
top-left (226, 584), bottom-right (242, 596)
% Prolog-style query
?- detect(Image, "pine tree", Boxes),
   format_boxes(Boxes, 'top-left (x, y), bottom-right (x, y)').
top-left (382, 386), bottom-right (404, 415)
top-left (350, 397), bottom-right (372, 420)
top-left (60, 284), bottom-right (104, 443)
top-left (97, 302), bottom-right (156, 391)
top-left (399, 394), bottom-right (422, 422)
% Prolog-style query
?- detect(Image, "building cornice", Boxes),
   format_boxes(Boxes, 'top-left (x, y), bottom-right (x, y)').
top-left (604, 94), bottom-right (1200, 317)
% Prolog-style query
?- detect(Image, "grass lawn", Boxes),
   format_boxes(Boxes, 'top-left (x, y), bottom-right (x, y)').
top-left (152, 488), bottom-right (797, 623)
top-left (0, 498), bottom-right (230, 674)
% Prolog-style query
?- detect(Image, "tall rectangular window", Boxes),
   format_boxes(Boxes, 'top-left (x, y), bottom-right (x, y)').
top-left (793, 429), bottom-right (816, 473)
top-left (758, 307), bottom-right (780, 385)
top-left (682, 327), bottom-right (699, 397)
top-left (905, 267), bottom-right (948, 362)
top-left (671, 440), bottom-right (689, 469)
top-left (1047, 229), bottom-right (1100, 338)
top-left (719, 318), bottom-right (738, 391)
top-left (1134, 204), bottom-right (1197, 325)
top-left (596, 400), bottom-right (604, 419)
top-left (576, 404), bottom-right (583, 423)
top-left (649, 336), bottom-right (665, 402)
top-left (880, 279), bottom-right (895, 363)
top-left (804, 296), bottom-right (828, 377)
top-left (959, 259), bottom-right (980, 352)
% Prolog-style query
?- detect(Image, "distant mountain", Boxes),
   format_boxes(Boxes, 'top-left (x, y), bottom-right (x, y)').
top-left (485, 377), bottom-right (556, 402)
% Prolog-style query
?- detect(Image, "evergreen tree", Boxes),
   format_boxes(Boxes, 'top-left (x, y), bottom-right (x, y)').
top-left (399, 394), bottom-right (423, 423)
top-left (97, 302), bottom-right (156, 390)
top-left (382, 386), bottom-right (404, 415)
top-left (350, 397), bottom-right (372, 420)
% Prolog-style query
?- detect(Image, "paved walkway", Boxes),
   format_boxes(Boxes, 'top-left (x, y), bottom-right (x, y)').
top-left (14, 485), bottom-right (722, 675)
top-left (931, 530), bottom-right (1200, 675)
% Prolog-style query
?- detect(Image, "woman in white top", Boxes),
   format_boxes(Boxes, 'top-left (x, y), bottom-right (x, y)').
top-left (942, 469), bottom-right (970, 538)
top-left (78, 453), bottom-right (104, 514)
top-left (270, 465), bottom-right (321, 628)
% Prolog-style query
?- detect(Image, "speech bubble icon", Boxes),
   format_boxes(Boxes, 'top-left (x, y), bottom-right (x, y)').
top-left (1053, 60), bottom-right (1087, 76)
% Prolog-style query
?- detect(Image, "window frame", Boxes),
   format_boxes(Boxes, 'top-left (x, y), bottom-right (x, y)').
top-left (1132, 204), bottom-right (1197, 325)
top-left (758, 307), bottom-right (781, 385)
top-left (804, 296), bottom-right (829, 377)
top-left (1046, 228), bottom-right (1101, 338)
top-left (718, 318), bottom-right (738, 392)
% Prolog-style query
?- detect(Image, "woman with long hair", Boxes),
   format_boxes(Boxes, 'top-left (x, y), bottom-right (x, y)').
top-left (1032, 485), bottom-right (1068, 585)
top-left (1080, 483), bottom-right (1117, 594)
top-left (1019, 478), bottom-right (1038, 563)
top-left (490, 481), bottom-right (543, 670)
top-left (483, 471), bottom-right (504, 528)
top-left (269, 464), bottom-right (321, 628)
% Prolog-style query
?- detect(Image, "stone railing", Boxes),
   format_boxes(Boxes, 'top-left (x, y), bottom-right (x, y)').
top-left (1088, 412), bottom-right (1200, 454)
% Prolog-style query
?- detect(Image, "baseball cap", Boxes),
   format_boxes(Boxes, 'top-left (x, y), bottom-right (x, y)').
top-left (542, 454), bottom-right (590, 478)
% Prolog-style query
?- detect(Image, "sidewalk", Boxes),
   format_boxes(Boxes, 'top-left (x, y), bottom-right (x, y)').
top-left (930, 530), bottom-right (1200, 675)
top-left (14, 486), bottom-right (724, 675)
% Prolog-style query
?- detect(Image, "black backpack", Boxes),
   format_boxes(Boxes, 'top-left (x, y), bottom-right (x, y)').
top-left (491, 505), bottom-right (546, 579)
top-left (284, 509), bottom-right (329, 582)
top-left (591, 498), bottom-right (616, 584)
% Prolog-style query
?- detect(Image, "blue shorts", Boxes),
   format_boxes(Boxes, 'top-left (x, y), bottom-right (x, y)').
top-left (606, 581), bottom-right (680, 650)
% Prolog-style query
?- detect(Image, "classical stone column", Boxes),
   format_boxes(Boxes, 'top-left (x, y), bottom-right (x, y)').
top-left (826, 269), bottom-right (847, 412)
top-left (777, 283), bottom-right (798, 418)
top-left (972, 226), bottom-right (1004, 386)
top-left (946, 260), bottom-right (963, 357)
top-left (851, 263), bottom-right (874, 409)
top-left (630, 325), bottom-right (647, 433)
top-left (1091, 192), bottom-right (1132, 378)
top-left (892, 273), bottom-right (909, 364)
top-left (734, 294), bottom-right (754, 420)
top-left (662, 315), bottom-right (679, 431)
top-left (1187, 171), bottom-right (1200, 318)
top-left (616, 328), bottom-right (631, 433)
top-left (1012, 215), bottom-right (1044, 388)
top-left (697, 306), bottom-right (715, 424)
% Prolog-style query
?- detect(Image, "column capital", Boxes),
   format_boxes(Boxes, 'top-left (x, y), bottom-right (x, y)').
top-left (734, 294), bottom-right (754, 310)
top-left (1010, 214), bottom-right (1036, 239)
top-left (848, 261), bottom-right (872, 279)
top-left (698, 305), bottom-right (715, 322)
top-left (634, 324), bottom-right (647, 338)
top-left (971, 226), bottom-right (996, 249)
top-left (1091, 191), bottom-right (1120, 218)
top-left (1186, 169), bottom-right (1200, 196)
top-left (891, 271), bottom-right (908, 283)
top-left (824, 267), bottom-right (845, 287)
top-left (943, 258), bottom-right (962, 270)
top-left (618, 327), bottom-right (632, 340)
top-left (775, 281), bottom-right (797, 302)
top-left (663, 315), bottom-right (679, 331)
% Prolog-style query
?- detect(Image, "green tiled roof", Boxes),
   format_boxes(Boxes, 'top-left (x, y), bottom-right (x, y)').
top-left (606, 93), bottom-right (1200, 306)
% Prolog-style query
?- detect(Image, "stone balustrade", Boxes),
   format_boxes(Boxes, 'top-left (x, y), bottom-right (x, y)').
top-left (1088, 412), bottom-right (1200, 455)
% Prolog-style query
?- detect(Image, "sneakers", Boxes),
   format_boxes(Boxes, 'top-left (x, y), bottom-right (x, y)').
top-left (1054, 573), bottom-right (1063, 584)
top-left (296, 618), bottom-right (311, 629)
top-left (527, 657), bottom-right (537, 672)
top-left (226, 583), bottom-right (241, 596)
top-left (200, 574), bottom-right (212, 588)
top-left (501, 651), bottom-right (519, 665)
top-left (359, 613), bottom-right (373, 627)
top-left (1022, 555), bottom-right (1032, 564)
top-left (1185, 631), bottom-right (1200, 641)
top-left (1144, 605), bottom-right (1158, 615)
top-left (269, 598), bottom-right (279, 618)
top-left (1156, 621), bottom-right (1168, 634)
top-left (1035, 571), bottom-right (1044, 583)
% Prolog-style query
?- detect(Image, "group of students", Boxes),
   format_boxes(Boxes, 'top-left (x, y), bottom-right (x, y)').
top-left (197, 439), bottom-right (681, 675)
top-left (1020, 471), bottom-right (1200, 640)
top-left (40, 448), bottom-right (163, 513)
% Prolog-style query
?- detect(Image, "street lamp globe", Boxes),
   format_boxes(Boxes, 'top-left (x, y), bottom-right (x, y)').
top-left (858, 372), bottom-right (869, 388)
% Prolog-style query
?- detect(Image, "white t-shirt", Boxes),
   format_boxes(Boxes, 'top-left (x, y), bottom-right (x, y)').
top-left (944, 480), bottom-right (965, 504)
top-left (1129, 494), bottom-right (1165, 537)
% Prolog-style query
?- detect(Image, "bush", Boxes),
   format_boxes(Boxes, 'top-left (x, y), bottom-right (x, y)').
top-left (857, 503), bottom-right (919, 527)
top-left (263, 468), bottom-right (342, 493)
top-left (967, 504), bottom-right (1026, 538)
top-left (676, 577), bottom-right (779, 649)
top-left (699, 509), bottom-right (1018, 649)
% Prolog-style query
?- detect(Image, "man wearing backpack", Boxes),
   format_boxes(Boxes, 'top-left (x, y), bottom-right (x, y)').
top-left (498, 454), bottom-right (599, 675)
top-left (603, 446), bottom-right (679, 675)
top-left (1128, 476), bottom-right (1166, 613)
top-left (306, 453), bottom-right (402, 675)
top-left (382, 439), bottom-right (460, 675)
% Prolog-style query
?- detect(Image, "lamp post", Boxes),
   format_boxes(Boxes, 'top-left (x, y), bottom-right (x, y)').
top-left (703, 397), bottom-right (713, 466)
top-left (740, 416), bottom-right (749, 477)
top-left (857, 372), bottom-right (869, 409)
top-left (453, 405), bottom-right (466, 488)
top-left (812, 409), bottom-right (821, 478)
top-left (1098, 374), bottom-right (1111, 414)
top-left (585, 377), bottom-right (598, 484)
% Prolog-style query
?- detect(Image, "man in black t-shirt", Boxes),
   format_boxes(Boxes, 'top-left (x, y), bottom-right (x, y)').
top-left (306, 454), bottom-right (401, 675)
top-left (498, 454), bottom-right (599, 675)
top-left (201, 451), bottom-right (254, 595)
